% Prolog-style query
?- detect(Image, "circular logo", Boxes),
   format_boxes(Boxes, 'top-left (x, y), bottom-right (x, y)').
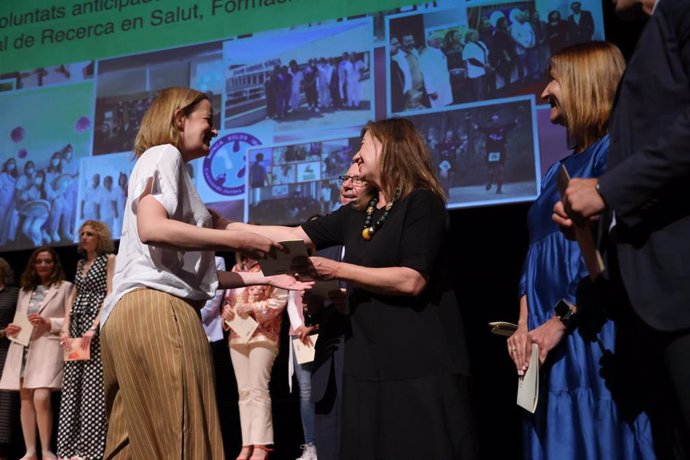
top-left (203, 132), bottom-right (262, 196)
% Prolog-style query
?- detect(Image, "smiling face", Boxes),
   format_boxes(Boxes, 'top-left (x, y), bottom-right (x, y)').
top-left (34, 250), bottom-right (55, 284)
top-left (352, 130), bottom-right (382, 188)
top-left (178, 99), bottom-right (218, 161)
top-left (340, 162), bottom-right (366, 205)
top-left (541, 77), bottom-right (565, 125)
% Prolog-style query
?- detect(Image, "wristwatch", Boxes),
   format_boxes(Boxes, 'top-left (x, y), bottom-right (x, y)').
top-left (554, 299), bottom-right (576, 328)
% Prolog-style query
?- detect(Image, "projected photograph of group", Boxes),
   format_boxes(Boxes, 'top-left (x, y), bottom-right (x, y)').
top-left (0, 83), bottom-right (93, 250)
top-left (387, 0), bottom-right (604, 114)
top-left (92, 41), bottom-right (224, 156)
top-left (245, 136), bottom-right (356, 225)
top-left (223, 18), bottom-right (375, 134)
top-left (75, 153), bottom-right (134, 241)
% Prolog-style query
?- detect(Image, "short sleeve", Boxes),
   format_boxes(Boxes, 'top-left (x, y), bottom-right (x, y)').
top-left (301, 204), bottom-right (350, 250)
top-left (398, 190), bottom-right (447, 277)
top-left (132, 146), bottom-right (182, 217)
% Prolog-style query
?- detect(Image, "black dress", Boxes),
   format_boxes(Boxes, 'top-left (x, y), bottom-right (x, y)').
top-left (0, 286), bottom-right (18, 447)
top-left (302, 189), bottom-right (478, 460)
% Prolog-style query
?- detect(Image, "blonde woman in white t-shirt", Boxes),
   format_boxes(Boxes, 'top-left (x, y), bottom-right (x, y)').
top-left (99, 87), bottom-right (311, 460)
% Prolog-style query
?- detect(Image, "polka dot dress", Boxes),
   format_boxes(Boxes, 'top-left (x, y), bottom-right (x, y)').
top-left (57, 255), bottom-right (109, 460)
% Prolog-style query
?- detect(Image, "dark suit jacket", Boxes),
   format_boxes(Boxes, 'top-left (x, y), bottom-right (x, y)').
top-left (597, 0), bottom-right (690, 331)
top-left (567, 10), bottom-right (594, 44)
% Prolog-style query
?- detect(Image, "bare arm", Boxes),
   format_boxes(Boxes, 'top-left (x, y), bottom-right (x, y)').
top-left (217, 270), bottom-right (313, 291)
top-left (137, 195), bottom-right (280, 258)
top-left (310, 256), bottom-right (428, 296)
top-left (224, 221), bottom-right (314, 250)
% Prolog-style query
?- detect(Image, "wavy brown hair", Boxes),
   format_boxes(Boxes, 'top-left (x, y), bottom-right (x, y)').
top-left (20, 247), bottom-right (65, 291)
top-left (78, 220), bottom-right (115, 256)
top-left (133, 87), bottom-right (209, 157)
top-left (548, 41), bottom-right (625, 151)
top-left (354, 118), bottom-right (445, 210)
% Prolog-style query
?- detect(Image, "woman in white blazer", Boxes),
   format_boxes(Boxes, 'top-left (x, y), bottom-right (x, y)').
top-left (0, 246), bottom-right (71, 460)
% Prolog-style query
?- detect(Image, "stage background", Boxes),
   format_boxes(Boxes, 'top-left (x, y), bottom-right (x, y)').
top-left (0, 0), bottom-right (647, 458)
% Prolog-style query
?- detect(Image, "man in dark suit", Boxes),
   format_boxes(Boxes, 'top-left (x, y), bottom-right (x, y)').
top-left (307, 163), bottom-right (365, 460)
top-left (555, 0), bottom-right (690, 457)
top-left (567, 1), bottom-right (595, 44)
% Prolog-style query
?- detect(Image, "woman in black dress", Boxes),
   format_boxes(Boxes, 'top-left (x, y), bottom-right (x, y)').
top-left (228, 118), bottom-right (478, 459)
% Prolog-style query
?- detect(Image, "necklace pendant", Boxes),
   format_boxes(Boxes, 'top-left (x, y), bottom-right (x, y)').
top-left (362, 227), bottom-right (374, 240)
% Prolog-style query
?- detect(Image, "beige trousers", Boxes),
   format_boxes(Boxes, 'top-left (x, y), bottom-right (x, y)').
top-left (229, 340), bottom-right (279, 446)
top-left (101, 289), bottom-right (224, 459)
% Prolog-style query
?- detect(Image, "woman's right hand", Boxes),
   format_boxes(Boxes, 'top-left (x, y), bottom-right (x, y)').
top-left (234, 232), bottom-right (283, 260)
top-left (221, 304), bottom-right (235, 322)
top-left (507, 323), bottom-right (530, 376)
top-left (60, 334), bottom-right (72, 350)
top-left (5, 324), bottom-right (20, 337)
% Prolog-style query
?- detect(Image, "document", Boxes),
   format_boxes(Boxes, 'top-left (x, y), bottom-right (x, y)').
top-left (225, 315), bottom-right (259, 343)
top-left (557, 165), bottom-right (605, 280)
top-left (64, 338), bottom-right (91, 361)
top-left (488, 321), bottom-right (518, 337)
top-left (516, 343), bottom-right (539, 413)
top-left (7, 311), bottom-right (33, 347)
top-left (258, 240), bottom-right (310, 276)
top-left (292, 334), bottom-right (319, 364)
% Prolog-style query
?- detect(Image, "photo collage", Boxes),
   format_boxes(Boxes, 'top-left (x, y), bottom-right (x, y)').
top-left (0, 0), bottom-right (605, 251)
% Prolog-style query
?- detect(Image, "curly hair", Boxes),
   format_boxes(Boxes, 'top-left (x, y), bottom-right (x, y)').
top-left (20, 247), bottom-right (65, 291)
top-left (78, 220), bottom-right (115, 255)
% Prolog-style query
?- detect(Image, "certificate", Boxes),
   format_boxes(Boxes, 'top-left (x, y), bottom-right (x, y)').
top-left (293, 334), bottom-right (319, 364)
top-left (7, 311), bottom-right (33, 347)
top-left (258, 240), bottom-right (310, 276)
top-left (64, 338), bottom-right (91, 361)
top-left (225, 315), bottom-right (259, 343)
top-left (516, 343), bottom-right (539, 413)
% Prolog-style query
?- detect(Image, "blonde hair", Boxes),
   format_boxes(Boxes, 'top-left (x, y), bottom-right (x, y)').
top-left (133, 87), bottom-right (209, 157)
top-left (548, 41), bottom-right (625, 151)
top-left (78, 220), bottom-right (115, 255)
top-left (355, 118), bottom-right (446, 211)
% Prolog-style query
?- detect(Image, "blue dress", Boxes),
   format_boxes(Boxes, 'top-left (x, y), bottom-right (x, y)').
top-left (519, 134), bottom-right (656, 460)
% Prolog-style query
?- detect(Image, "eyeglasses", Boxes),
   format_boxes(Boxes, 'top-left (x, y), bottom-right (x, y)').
top-left (338, 175), bottom-right (366, 186)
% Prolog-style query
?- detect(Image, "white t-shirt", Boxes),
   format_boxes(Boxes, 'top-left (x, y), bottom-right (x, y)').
top-left (101, 144), bottom-right (218, 325)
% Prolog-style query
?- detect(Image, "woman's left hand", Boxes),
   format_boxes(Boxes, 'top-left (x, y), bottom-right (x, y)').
top-left (236, 304), bottom-right (252, 318)
top-left (309, 256), bottom-right (340, 280)
top-left (80, 330), bottom-right (95, 350)
top-left (295, 325), bottom-right (317, 346)
top-left (27, 314), bottom-right (50, 335)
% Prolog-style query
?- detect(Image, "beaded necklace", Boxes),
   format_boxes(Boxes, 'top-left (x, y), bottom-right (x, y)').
top-left (361, 189), bottom-right (400, 240)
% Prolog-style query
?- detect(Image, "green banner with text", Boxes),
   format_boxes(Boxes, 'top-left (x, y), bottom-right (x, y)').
top-left (0, 0), bottom-right (411, 73)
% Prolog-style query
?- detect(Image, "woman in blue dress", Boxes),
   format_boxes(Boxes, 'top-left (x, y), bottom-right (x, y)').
top-left (507, 41), bottom-right (656, 459)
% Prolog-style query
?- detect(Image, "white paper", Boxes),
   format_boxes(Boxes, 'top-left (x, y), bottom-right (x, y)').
top-left (225, 316), bottom-right (259, 343)
top-left (293, 334), bottom-right (319, 364)
top-left (258, 240), bottom-right (310, 276)
top-left (8, 311), bottom-right (33, 347)
top-left (517, 343), bottom-right (539, 413)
